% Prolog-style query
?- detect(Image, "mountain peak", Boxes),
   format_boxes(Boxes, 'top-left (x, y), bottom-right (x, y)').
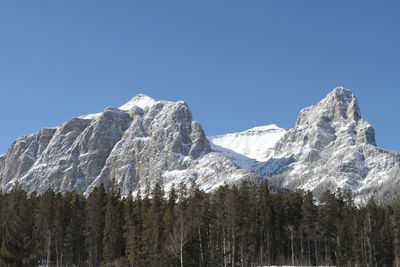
top-left (324, 87), bottom-right (357, 109)
top-left (296, 87), bottom-right (361, 128)
top-left (119, 94), bottom-right (157, 111)
top-left (331, 86), bottom-right (354, 98)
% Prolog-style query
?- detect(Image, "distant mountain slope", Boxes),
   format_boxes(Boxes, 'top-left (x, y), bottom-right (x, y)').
top-left (209, 124), bottom-right (286, 162)
top-left (208, 125), bottom-right (286, 172)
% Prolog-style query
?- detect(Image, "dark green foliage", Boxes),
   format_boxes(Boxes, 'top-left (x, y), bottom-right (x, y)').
top-left (0, 182), bottom-right (399, 266)
top-left (62, 191), bottom-right (86, 266)
top-left (0, 185), bottom-right (35, 266)
top-left (102, 179), bottom-right (124, 263)
top-left (85, 184), bottom-right (105, 267)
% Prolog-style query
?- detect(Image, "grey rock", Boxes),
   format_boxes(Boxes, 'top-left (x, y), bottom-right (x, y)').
top-left (263, 87), bottom-right (400, 203)
top-left (2, 88), bottom-right (399, 204)
top-left (0, 127), bottom-right (56, 186)
top-left (3, 109), bottom-right (131, 194)
top-left (89, 100), bottom-right (213, 195)
top-left (0, 95), bottom-right (249, 196)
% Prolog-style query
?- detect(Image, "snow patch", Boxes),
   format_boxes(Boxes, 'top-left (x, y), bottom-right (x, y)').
top-left (208, 124), bottom-right (286, 162)
top-left (119, 94), bottom-right (157, 110)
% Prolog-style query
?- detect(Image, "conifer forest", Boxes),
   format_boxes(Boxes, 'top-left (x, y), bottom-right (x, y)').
top-left (0, 180), bottom-right (399, 267)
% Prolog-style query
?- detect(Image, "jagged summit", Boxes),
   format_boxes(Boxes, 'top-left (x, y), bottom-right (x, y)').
top-left (208, 87), bottom-right (399, 204)
top-left (0, 94), bottom-right (253, 196)
top-left (295, 87), bottom-right (361, 129)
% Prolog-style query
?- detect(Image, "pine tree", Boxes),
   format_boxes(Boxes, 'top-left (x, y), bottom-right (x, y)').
top-left (393, 203), bottom-right (400, 267)
top-left (283, 190), bottom-right (303, 266)
top-left (142, 181), bottom-right (165, 266)
top-left (85, 184), bottom-right (106, 267)
top-left (301, 191), bottom-right (317, 266)
top-left (102, 179), bottom-right (124, 263)
top-left (257, 181), bottom-right (274, 266)
top-left (335, 190), bottom-right (355, 267)
top-left (123, 191), bottom-right (135, 266)
top-left (186, 185), bottom-right (208, 267)
top-left (34, 189), bottom-right (56, 266)
top-left (379, 206), bottom-right (394, 267)
top-left (365, 198), bottom-right (379, 266)
top-left (0, 185), bottom-right (35, 266)
top-left (162, 185), bottom-right (177, 265)
top-left (236, 182), bottom-right (256, 266)
top-left (52, 193), bottom-right (65, 266)
top-left (318, 190), bottom-right (339, 265)
top-left (62, 191), bottom-right (86, 266)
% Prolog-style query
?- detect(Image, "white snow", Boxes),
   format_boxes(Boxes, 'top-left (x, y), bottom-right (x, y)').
top-left (208, 124), bottom-right (286, 162)
top-left (79, 112), bottom-right (102, 120)
top-left (79, 94), bottom-right (157, 120)
top-left (119, 94), bottom-right (156, 110)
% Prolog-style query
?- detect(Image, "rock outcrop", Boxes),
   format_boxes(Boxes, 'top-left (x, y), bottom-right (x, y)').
top-left (2, 88), bottom-right (400, 204)
top-left (209, 87), bottom-right (400, 203)
top-left (267, 88), bottom-right (400, 203)
top-left (0, 94), bottom-right (255, 195)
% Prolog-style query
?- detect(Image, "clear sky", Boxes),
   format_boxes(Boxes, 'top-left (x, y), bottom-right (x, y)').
top-left (1, 1), bottom-right (399, 154)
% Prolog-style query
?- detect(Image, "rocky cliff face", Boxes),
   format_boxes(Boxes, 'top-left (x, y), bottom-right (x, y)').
top-left (208, 87), bottom-right (400, 203)
top-left (0, 128), bottom-right (56, 186)
top-left (87, 99), bottom-right (214, 195)
top-left (2, 88), bottom-right (399, 203)
top-left (0, 95), bottom-right (256, 195)
top-left (266, 88), bottom-right (400, 203)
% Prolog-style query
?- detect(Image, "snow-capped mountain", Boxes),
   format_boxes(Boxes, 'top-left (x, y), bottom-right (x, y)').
top-left (208, 125), bottom-right (286, 172)
top-left (208, 88), bottom-right (400, 203)
top-left (1, 88), bottom-right (400, 203)
top-left (0, 95), bottom-right (258, 196)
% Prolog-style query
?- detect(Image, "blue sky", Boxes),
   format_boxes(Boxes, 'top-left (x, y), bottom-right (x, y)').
top-left (0, 1), bottom-right (399, 154)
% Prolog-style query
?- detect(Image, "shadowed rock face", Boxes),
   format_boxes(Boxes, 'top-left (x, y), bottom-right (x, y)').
top-left (0, 95), bottom-right (250, 196)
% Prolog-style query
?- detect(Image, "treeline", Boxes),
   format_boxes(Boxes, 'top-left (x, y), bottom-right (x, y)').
top-left (0, 180), bottom-right (400, 267)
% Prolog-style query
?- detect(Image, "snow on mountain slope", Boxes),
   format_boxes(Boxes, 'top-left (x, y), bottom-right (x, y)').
top-left (2, 88), bottom-right (400, 204)
top-left (264, 88), bottom-right (400, 204)
top-left (208, 87), bottom-right (400, 204)
top-left (0, 94), bottom-right (259, 196)
top-left (80, 94), bottom-right (157, 120)
top-left (207, 125), bottom-right (286, 171)
top-left (119, 94), bottom-right (157, 110)
top-left (209, 124), bottom-right (286, 161)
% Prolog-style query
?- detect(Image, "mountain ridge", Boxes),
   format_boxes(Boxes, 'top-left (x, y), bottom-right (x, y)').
top-left (1, 87), bottom-right (399, 203)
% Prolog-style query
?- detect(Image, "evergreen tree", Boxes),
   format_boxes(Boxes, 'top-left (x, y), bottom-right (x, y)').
top-left (393, 203), bottom-right (400, 267)
top-left (301, 191), bottom-right (317, 266)
top-left (335, 190), bottom-right (355, 267)
top-left (283, 190), bottom-right (303, 266)
top-left (257, 181), bottom-right (274, 266)
top-left (34, 190), bottom-right (56, 265)
top-left (0, 185), bottom-right (35, 266)
top-left (62, 191), bottom-right (86, 266)
top-left (102, 179), bottom-right (124, 263)
top-left (123, 191), bottom-right (135, 266)
top-left (85, 184), bottom-right (105, 267)
top-left (142, 181), bottom-right (165, 266)
top-left (318, 190), bottom-right (339, 265)
top-left (162, 185), bottom-right (177, 266)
